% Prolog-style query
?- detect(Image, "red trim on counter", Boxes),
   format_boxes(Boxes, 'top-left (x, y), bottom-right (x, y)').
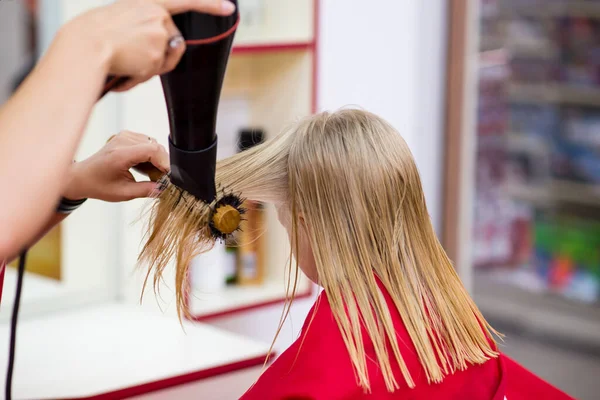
top-left (68, 353), bottom-right (274, 400)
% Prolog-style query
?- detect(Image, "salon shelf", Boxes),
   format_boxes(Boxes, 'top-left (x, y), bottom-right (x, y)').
top-left (479, 49), bottom-right (508, 70)
top-left (478, 38), bottom-right (558, 59)
top-left (506, 180), bottom-right (600, 208)
top-left (509, 43), bottom-right (559, 59)
top-left (508, 83), bottom-right (600, 107)
top-left (496, 2), bottom-right (600, 19)
top-left (474, 271), bottom-right (600, 353)
top-left (505, 132), bottom-right (549, 154)
top-left (0, 303), bottom-right (271, 400)
top-left (479, 35), bottom-right (504, 53)
top-left (232, 0), bottom-right (315, 47)
top-left (189, 279), bottom-right (314, 321)
top-left (232, 41), bottom-right (314, 55)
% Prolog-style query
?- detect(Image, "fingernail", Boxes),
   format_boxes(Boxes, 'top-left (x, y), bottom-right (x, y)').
top-left (222, 1), bottom-right (236, 14)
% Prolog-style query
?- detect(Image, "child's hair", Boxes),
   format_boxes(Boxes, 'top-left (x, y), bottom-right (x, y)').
top-left (142, 108), bottom-right (499, 393)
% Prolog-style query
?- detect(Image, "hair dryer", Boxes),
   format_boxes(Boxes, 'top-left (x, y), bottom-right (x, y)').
top-left (161, 7), bottom-right (239, 204)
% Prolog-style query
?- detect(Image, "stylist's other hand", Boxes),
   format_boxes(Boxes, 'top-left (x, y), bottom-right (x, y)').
top-left (60, 0), bottom-right (236, 91)
top-left (63, 131), bottom-right (169, 202)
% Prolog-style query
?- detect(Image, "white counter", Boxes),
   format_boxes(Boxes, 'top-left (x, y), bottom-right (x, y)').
top-left (0, 303), bottom-right (270, 399)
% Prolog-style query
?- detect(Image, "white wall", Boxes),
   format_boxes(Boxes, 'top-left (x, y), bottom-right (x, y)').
top-left (317, 0), bottom-right (447, 233)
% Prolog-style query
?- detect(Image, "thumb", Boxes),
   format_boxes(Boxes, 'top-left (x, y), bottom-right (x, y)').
top-left (116, 143), bottom-right (169, 173)
top-left (121, 181), bottom-right (161, 201)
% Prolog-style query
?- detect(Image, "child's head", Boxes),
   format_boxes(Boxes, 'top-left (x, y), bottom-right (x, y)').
top-left (216, 108), bottom-right (499, 391)
top-left (219, 109), bottom-right (428, 286)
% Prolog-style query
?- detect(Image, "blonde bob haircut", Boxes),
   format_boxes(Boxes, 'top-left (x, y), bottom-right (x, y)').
top-left (140, 108), bottom-right (499, 393)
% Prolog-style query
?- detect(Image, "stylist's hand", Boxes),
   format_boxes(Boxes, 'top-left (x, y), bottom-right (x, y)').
top-left (59, 0), bottom-right (236, 91)
top-left (63, 131), bottom-right (169, 202)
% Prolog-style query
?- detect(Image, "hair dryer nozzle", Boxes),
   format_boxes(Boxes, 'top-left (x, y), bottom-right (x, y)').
top-left (168, 136), bottom-right (217, 203)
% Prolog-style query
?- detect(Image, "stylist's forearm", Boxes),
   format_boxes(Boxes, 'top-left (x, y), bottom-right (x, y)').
top-left (0, 27), bottom-right (109, 258)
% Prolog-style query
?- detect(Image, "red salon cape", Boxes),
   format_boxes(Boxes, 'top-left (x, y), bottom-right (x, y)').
top-left (241, 288), bottom-right (574, 400)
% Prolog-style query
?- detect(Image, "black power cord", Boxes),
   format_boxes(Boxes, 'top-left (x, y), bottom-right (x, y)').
top-left (5, 250), bottom-right (27, 400)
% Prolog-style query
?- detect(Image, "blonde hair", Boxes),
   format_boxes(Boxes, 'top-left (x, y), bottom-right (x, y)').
top-left (141, 108), bottom-right (499, 392)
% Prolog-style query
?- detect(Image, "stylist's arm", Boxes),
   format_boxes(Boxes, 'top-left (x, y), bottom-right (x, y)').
top-left (0, 0), bottom-right (236, 260)
top-left (4, 131), bottom-right (170, 263)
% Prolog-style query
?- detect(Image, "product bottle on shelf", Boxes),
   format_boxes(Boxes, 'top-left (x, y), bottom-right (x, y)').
top-left (236, 128), bottom-right (266, 286)
top-left (191, 241), bottom-right (226, 293)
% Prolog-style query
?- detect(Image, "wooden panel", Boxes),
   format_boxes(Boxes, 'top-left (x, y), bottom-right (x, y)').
top-left (442, 0), bottom-right (469, 264)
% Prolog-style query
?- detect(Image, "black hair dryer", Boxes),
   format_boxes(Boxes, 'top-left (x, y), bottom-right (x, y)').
top-left (161, 4), bottom-right (239, 203)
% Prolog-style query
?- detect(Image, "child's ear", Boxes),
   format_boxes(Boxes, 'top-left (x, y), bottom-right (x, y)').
top-left (298, 213), bottom-right (306, 226)
top-left (297, 213), bottom-right (309, 234)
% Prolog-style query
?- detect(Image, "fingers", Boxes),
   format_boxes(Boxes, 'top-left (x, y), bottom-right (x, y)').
top-left (109, 130), bottom-right (158, 145)
top-left (109, 77), bottom-right (147, 92)
top-left (112, 22), bottom-right (185, 88)
top-left (159, 16), bottom-right (186, 75)
top-left (115, 142), bottom-right (170, 173)
top-left (108, 0), bottom-right (236, 93)
top-left (121, 181), bottom-right (162, 200)
top-left (155, 0), bottom-right (236, 16)
top-left (120, 130), bottom-right (151, 142)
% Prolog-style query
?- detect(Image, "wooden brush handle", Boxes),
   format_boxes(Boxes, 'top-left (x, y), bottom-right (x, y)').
top-left (212, 204), bottom-right (241, 234)
top-left (132, 162), bottom-right (164, 182)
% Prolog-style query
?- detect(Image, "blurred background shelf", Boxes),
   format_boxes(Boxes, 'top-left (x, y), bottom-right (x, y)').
top-left (496, 2), bottom-right (600, 19)
top-left (232, 42), bottom-right (314, 54)
top-left (508, 42), bottom-right (560, 59)
top-left (507, 180), bottom-right (600, 207)
top-left (505, 132), bottom-right (549, 154)
top-left (474, 272), bottom-right (600, 354)
top-left (509, 84), bottom-right (600, 107)
top-left (232, 0), bottom-right (314, 47)
top-left (471, 6), bottom-right (600, 392)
